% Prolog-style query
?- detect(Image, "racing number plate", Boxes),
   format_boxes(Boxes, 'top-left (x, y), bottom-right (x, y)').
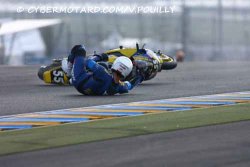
top-left (51, 69), bottom-right (66, 84)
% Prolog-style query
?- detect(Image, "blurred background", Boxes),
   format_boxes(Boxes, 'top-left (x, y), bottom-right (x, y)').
top-left (0, 0), bottom-right (250, 65)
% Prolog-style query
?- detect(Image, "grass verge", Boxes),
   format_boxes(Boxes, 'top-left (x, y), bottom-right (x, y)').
top-left (0, 103), bottom-right (250, 156)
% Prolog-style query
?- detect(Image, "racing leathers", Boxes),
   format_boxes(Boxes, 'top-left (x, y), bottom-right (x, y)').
top-left (69, 53), bottom-right (144, 95)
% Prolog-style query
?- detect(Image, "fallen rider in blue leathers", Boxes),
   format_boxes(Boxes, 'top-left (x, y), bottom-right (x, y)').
top-left (65, 45), bottom-right (144, 95)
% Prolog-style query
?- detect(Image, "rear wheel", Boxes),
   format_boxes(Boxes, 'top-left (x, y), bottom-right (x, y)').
top-left (37, 66), bottom-right (46, 80)
top-left (37, 59), bottom-right (62, 82)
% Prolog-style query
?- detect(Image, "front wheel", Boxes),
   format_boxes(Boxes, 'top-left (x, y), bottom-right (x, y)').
top-left (161, 61), bottom-right (177, 70)
top-left (161, 55), bottom-right (177, 70)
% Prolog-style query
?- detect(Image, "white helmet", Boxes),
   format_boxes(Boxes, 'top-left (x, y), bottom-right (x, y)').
top-left (111, 56), bottom-right (133, 78)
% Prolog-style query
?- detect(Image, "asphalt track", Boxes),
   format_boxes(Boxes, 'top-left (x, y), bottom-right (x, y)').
top-left (1, 61), bottom-right (250, 116)
top-left (0, 61), bottom-right (250, 166)
top-left (1, 121), bottom-right (250, 167)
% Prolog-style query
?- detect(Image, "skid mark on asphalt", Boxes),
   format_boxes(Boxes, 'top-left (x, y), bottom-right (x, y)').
top-left (0, 91), bottom-right (250, 132)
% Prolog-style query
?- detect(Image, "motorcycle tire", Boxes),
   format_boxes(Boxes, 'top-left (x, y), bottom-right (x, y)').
top-left (161, 61), bottom-right (177, 70)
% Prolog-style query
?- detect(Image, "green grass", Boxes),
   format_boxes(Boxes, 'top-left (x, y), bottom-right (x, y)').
top-left (0, 103), bottom-right (250, 156)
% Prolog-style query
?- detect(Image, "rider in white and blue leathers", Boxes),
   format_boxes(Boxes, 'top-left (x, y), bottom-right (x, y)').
top-left (67, 45), bottom-right (144, 95)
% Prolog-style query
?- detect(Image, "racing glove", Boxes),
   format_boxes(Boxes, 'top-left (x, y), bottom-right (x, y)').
top-left (92, 53), bottom-right (109, 62)
top-left (124, 81), bottom-right (132, 90)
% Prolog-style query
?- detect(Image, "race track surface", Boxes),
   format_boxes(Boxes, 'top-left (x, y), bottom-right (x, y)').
top-left (0, 61), bottom-right (250, 166)
top-left (1, 121), bottom-right (250, 167)
top-left (1, 61), bottom-right (250, 116)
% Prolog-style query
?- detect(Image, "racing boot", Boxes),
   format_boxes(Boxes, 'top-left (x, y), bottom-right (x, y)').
top-left (68, 44), bottom-right (86, 64)
top-left (65, 45), bottom-right (87, 77)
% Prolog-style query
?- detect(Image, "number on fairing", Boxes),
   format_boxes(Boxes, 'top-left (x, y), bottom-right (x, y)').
top-left (53, 71), bottom-right (64, 83)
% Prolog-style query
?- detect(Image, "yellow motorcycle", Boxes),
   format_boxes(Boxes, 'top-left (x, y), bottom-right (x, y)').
top-left (38, 44), bottom-right (177, 85)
